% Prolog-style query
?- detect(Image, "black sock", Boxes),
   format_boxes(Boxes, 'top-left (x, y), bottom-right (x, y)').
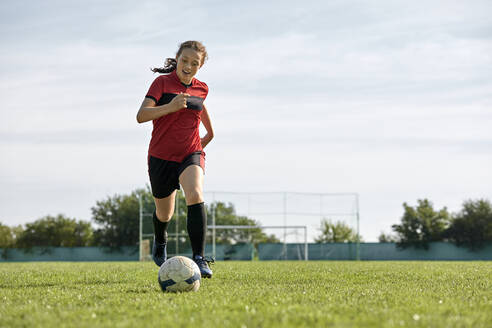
top-left (153, 211), bottom-right (169, 244)
top-left (187, 202), bottom-right (207, 257)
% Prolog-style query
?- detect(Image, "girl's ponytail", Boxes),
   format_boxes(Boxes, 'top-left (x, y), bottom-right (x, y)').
top-left (150, 58), bottom-right (177, 74)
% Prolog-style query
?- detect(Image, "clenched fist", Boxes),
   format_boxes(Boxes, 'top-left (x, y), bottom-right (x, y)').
top-left (169, 93), bottom-right (190, 112)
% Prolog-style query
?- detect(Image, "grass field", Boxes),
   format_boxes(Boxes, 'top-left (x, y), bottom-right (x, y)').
top-left (0, 261), bottom-right (491, 328)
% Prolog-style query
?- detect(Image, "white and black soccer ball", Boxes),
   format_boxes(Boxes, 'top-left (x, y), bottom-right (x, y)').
top-left (158, 256), bottom-right (201, 293)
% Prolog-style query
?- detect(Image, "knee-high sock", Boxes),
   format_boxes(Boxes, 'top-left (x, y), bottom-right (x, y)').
top-left (187, 202), bottom-right (207, 257)
top-left (153, 211), bottom-right (169, 244)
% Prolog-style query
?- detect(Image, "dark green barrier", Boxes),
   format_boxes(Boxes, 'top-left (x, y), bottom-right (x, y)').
top-left (174, 244), bottom-right (254, 261)
top-left (259, 242), bottom-right (492, 260)
top-left (308, 243), bottom-right (357, 260)
top-left (3, 243), bottom-right (490, 261)
top-left (257, 243), bottom-right (308, 260)
top-left (0, 244), bottom-right (253, 262)
top-left (359, 242), bottom-right (492, 260)
top-left (0, 247), bottom-right (138, 262)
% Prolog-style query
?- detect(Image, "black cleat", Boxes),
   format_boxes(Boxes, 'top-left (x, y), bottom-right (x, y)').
top-left (152, 237), bottom-right (167, 267)
top-left (193, 255), bottom-right (214, 278)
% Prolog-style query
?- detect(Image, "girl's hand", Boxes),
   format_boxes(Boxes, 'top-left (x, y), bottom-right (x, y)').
top-left (200, 104), bottom-right (214, 148)
top-left (169, 93), bottom-right (190, 112)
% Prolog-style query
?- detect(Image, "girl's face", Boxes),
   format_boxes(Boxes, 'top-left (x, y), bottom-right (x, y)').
top-left (176, 48), bottom-right (203, 85)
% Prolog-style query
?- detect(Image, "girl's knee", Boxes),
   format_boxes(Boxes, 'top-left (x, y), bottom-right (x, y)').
top-left (155, 209), bottom-right (173, 222)
top-left (186, 189), bottom-right (203, 204)
top-left (153, 192), bottom-right (176, 222)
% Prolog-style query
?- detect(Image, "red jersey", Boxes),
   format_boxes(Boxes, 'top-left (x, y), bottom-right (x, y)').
top-left (145, 70), bottom-right (208, 162)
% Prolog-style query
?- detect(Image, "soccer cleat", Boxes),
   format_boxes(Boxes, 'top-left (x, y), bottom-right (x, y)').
top-left (193, 255), bottom-right (214, 278)
top-left (152, 237), bottom-right (167, 267)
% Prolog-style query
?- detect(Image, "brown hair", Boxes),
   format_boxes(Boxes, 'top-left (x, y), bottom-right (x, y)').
top-left (151, 40), bottom-right (208, 74)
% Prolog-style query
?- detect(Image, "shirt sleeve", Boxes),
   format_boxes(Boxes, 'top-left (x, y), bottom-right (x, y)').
top-left (145, 77), bottom-right (163, 103)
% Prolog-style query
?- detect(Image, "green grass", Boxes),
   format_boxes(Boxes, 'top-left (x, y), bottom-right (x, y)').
top-left (0, 261), bottom-right (491, 328)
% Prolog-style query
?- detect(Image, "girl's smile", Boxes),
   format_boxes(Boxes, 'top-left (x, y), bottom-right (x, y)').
top-left (176, 48), bottom-right (203, 85)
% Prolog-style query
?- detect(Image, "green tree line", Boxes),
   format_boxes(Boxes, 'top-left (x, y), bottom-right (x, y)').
top-left (378, 198), bottom-right (492, 250)
top-left (312, 199), bottom-right (492, 251)
top-left (2, 190), bottom-right (490, 252)
top-left (314, 219), bottom-right (362, 243)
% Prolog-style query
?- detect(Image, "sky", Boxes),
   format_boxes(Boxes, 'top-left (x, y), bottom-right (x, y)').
top-left (1, 0), bottom-right (491, 242)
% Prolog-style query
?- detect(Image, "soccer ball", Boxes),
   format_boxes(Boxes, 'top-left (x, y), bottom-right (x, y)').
top-left (158, 256), bottom-right (201, 293)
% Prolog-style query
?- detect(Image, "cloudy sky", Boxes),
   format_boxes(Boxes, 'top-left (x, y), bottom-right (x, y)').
top-left (1, 0), bottom-right (491, 241)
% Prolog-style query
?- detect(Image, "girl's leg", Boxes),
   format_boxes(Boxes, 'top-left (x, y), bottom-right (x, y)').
top-left (179, 164), bottom-right (204, 206)
top-left (179, 165), bottom-right (205, 255)
top-left (179, 165), bottom-right (212, 278)
top-left (154, 191), bottom-right (176, 224)
top-left (152, 191), bottom-right (176, 266)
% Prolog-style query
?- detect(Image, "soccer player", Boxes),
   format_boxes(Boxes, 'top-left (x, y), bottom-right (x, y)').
top-left (136, 41), bottom-right (214, 278)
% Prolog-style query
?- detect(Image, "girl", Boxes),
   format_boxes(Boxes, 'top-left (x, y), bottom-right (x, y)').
top-left (136, 41), bottom-right (214, 278)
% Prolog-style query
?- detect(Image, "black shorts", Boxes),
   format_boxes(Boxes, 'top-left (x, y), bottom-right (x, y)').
top-left (148, 151), bottom-right (205, 199)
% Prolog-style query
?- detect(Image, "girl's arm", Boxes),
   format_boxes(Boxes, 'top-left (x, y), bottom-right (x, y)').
top-left (136, 94), bottom-right (190, 123)
top-left (200, 104), bottom-right (214, 148)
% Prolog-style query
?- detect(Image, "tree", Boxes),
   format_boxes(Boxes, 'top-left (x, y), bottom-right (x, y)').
top-left (0, 223), bottom-right (15, 248)
top-left (378, 231), bottom-right (398, 243)
top-left (314, 219), bottom-right (359, 243)
top-left (0, 223), bottom-right (23, 247)
top-left (208, 201), bottom-right (279, 245)
top-left (0, 223), bottom-right (23, 259)
top-left (16, 215), bottom-right (93, 248)
top-left (391, 199), bottom-right (450, 249)
top-left (91, 190), bottom-right (140, 248)
top-left (445, 199), bottom-right (492, 250)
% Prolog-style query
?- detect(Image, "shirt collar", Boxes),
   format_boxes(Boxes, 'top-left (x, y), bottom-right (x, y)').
top-left (170, 69), bottom-right (195, 87)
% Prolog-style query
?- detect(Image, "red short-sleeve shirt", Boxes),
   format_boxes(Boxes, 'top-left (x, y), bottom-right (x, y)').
top-left (145, 70), bottom-right (208, 162)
